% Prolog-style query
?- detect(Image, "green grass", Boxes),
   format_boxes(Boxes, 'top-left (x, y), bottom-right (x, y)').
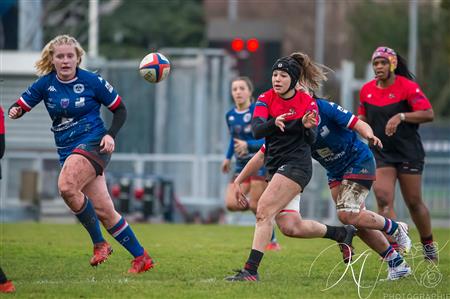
top-left (1, 223), bottom-right (449, 298)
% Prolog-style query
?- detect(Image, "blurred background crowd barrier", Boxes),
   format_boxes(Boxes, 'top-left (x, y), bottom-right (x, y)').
top-left (1, 0), bottom-right (449, 226)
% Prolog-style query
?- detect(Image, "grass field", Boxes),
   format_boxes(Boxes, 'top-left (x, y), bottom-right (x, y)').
top-left (0, 223), bottom-right (449, 298)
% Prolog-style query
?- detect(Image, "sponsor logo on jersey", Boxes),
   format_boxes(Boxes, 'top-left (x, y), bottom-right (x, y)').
top-left (368, 94), bottom-right (372, 98)
top-left (288, 108), bottom-right (296, 116)
top-left (388, 93), bottom-right (395, 99)
top-left (228, 115), bottom-right (235, 122)
top-left (336, 105), bottom-right (348, 113)
top-left (48, 86), bottom-right (57, 92)
top-left (60, 98), bottom-right (70, 109)
top-left (75, 97), bottom-right (85, 108)
top-left (105, 81), bottom-right (113, 93)
top-left (320, 125), bottom-right (330, 137)
top-left (243, 112), bottom-right (252, 123)
top-left (244, 124), bottom-right (252, 133)
top-left (360, 168), bottom-right (369, 174)
top-left (73, 84), bottom-right (84, 94)
top-left (316, 147), bottom-right (333, 158)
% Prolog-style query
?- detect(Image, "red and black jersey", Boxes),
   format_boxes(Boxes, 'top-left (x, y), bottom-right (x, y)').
top-left (358, 75), bottom-right (432, 162)
top-left (0, 106), bottom-right (5, 135)
top-left (252, 89), bottom-right (317, 175)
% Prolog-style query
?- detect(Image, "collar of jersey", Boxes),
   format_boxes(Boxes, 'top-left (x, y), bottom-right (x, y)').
top-left (233, 107), bottom-right (250, 114)
top-left (56, 75), bottom-right (78, 84)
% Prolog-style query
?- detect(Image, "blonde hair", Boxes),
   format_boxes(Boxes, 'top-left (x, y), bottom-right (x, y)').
top-left (290, 52), bottom-right (329, 92)
top-left (35, 35), bottom-right (85, 76)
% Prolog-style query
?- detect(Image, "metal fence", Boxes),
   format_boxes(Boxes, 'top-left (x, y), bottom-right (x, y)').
top-left (1, 151), bottom-right (449, 226)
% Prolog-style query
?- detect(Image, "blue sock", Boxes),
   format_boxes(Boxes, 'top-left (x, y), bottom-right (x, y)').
top-left (383, 218), bottom-right (399, 235)
top-left (108, 217), bottom-right (144, 258)
top-left (270, 228), bottom-right (277, 243)
top-left (380, 246), bottom-right (404, 268)
top-left (75, 197), bottom-right (105, 244)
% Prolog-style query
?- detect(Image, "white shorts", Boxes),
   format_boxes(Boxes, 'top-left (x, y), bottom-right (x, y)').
top-left (279, 194), bottom-right (301, 215)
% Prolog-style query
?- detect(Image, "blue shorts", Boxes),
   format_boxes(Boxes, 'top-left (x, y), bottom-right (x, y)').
top-left (59, 136), bottom-right (111, 176)
top-left (230, 160), bottom-right (266, 183)
top-left (327, 153), bottom-right (376, 189)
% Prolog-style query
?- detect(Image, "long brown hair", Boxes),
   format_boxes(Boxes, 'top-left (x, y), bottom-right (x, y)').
top-left (290, 52), bottom-right (328, 92)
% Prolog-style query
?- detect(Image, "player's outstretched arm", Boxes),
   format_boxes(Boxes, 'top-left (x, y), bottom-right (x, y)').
top-left (353, 119), bottom-right (383, 149)
top-left (233, 149), bottom-right (264, 208)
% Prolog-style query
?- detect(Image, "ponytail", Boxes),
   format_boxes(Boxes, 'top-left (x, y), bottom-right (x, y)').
top-left (290, 52), bottom-right (328, 92)
top-left (394, 53), bottom-right (415, 81)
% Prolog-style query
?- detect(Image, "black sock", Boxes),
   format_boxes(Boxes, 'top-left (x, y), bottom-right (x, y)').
top-left (0, 267), bottom-right (7, 284)
top-left (323, 225), bottom-right (347, 242)
top-left (244, 249), bottom-right (264, 275)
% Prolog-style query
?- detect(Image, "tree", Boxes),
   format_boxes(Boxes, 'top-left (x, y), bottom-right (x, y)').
top-left (41, 0), bottom-right (205, 59)
top-left (99, 0), bottom-right (205, 59)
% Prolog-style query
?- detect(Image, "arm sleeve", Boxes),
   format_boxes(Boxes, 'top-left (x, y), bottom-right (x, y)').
top-left (246, 138), bottom-right (265, 153)
top-left (358, 89), bottom-right (366, 117)
top-left (93, 75), bottom-right (122, 110)
top-left (0, 107), bottom-right (4, 159)
top-left (0, 107), bottom-right (4, 176)
top-left (406, 82), bottom-right (432, 111)
top-left (304, 126), bottom-right (317, 145)
top-left (252, 93), bottom-right (278, 139)
top-left (251, 117), bottom-right (277, 139)
top-left (106, 101), bottom-right (127, 138)
top-left (0, 134), bottom-right (4, 159)
top-left (8, 102), bottom-right (26, 118)
top-left (225, 136), bottom-right (234, 159)
top-left (17, 77), bottom-right (46, 112)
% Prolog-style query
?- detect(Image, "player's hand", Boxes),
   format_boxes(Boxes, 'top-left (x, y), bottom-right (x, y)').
top-left (385, 114), bottom-right (402, 136)
top-left (234, 139), bottom-right (248, 157)
top-left (368, 136), bottom-right (383, 149)
top-left (302, 110), bottom-right (317, 129)
top-left (275, 113), bottom-right (292, 132)
top-left (233, 181), bottom-right (249, 208)
top-left (221, 159), bottom-right (231, 173)
top-left (8, 106), bottom-right (23, 119)
top-left (100, 134), bottom-right (115, 154)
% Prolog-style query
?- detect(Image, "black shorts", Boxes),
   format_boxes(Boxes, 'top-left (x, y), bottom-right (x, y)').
top-left (376, 159), bottom-right (424, 175)
top-left (71, 141), bottom-right (111, 176)
top-left (267, 163), bottom-right (312, 191)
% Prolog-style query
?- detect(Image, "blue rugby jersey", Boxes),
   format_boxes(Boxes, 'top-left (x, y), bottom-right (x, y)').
top-left (16, 68), bottom-right (121, 162)
top-left (312, 99), bottom-right (372, 175)
top-left (225, 102), bottom-right (264, 163)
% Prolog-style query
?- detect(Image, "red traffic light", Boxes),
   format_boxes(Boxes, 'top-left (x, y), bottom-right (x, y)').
top-left (246, 38), bottom-right (259, 52)
top-left (231, 38), bottom-right (245, 52)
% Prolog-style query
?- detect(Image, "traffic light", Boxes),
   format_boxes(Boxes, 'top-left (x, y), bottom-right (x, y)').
top-left (230, 38), bottom-right (260, 53)
top-left (231, 38), bottom-right (245, 52)
top-left (246, 38), bottom-right (259, 52)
